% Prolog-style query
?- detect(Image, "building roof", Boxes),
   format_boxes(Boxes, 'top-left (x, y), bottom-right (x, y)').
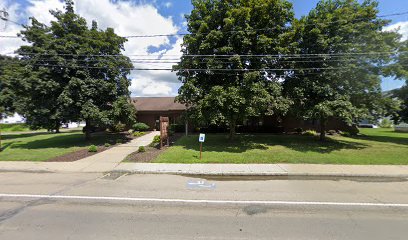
top-left (131, 97), bottom-right (186, 112)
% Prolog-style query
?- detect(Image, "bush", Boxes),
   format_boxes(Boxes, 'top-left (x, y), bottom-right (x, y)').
top-left (341, 132), bottom-right (352, 137)
top-left (342, 125), bottom-right (359, 137)
top-left (149, 135), bottom-right (161, 147)
top-left (152, 135), bottom-right (161, 144)
top-left (170, 124), bottom-right (185, 133)
top-left (88, 145), bottom-right (98, 152)
top-left (294, 128), bottom-right (303, 134)
top-left (133, 131), bottom-right (145, 137)
top-left (133, 122), bottom-right (150, 131)
top-left (116, 139), bottom-right (123, 144)
top-left (104, 143), bottom-right (111, 148)
top-left (138, 146), bottom-right (146, 153)
top-left (379, 119), bottom-right (392, 128)
top-left (303, 130), bottom-right (317, 136)
top-left (111, 123), bottom-right (126, 132)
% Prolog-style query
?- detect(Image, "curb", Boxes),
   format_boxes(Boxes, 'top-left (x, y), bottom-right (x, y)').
top-left (109, 169), bottom-right (408, 179)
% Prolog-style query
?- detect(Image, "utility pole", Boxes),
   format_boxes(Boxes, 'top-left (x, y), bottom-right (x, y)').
top-left (0, 8), bottom-right (9, 21)
top-left (0, 8), bottom-right (9, 31)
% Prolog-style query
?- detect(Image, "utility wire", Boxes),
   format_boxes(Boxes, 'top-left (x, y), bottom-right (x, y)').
top-left (1, 10), bottom-right (407, 39)
top-left (27, 63), bottom-right (394, 71)
top-left (11, 50), bottom-right (405, 59)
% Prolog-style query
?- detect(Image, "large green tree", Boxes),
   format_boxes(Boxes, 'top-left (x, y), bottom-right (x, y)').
top-left (284, 0), bottom-right (401, 140)
top-left (17, 0), bottom-right (135, 138)
top-left (176, 0), bottom-right (295, 139)
top-left (389, 40), bottom-right (408, 123)
top-left (0, 56), bottom-right (18, 119)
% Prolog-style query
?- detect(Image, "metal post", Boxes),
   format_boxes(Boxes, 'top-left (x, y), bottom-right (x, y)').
top-left (200, 142), bottom-right (202, 160)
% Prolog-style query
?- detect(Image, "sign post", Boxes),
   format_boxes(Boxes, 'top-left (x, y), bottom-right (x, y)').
top-left (160, 117), bottom-right (169, 149)
top-left (199, 133), bottom-right (205, 160)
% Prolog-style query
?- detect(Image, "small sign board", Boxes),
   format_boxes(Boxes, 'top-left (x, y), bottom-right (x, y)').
top-left (199, 133), bottom-right (206, 143)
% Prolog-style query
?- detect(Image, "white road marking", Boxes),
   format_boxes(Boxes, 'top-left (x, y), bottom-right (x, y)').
top-left (0, 193), bottom-right (407, 207)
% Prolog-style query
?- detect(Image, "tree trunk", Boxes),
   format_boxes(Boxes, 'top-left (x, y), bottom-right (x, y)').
top-left (319, 117), bottom-right (327, 141)
top-left (229, 121), bottom-right (236, 140)
top-left (85, 119), bottom-right (92, 141)
top-left (55, 120), bottom-right (60, 133)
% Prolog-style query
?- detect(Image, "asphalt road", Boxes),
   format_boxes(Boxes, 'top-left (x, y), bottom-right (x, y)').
top-left (0, 172), bottom-right (407, 239)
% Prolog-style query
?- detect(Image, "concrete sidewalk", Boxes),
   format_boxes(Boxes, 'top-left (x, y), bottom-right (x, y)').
top-left (112, 163), bottom-right (408, 178)
top-left (0, 131), bottom-right (159, 173)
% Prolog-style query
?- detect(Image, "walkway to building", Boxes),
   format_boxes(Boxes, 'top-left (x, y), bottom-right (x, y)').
top-left (0, 131), bottom-right (159, 173)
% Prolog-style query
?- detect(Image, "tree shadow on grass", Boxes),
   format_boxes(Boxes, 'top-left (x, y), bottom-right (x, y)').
top-left (0, 141), bottom-right (19, 151)
top-left (2, 131), bottom-right (54, 141)
top-left (177, 134), bottom-right (369, 154)
top-left (10, 132), bottom-right (131, 150)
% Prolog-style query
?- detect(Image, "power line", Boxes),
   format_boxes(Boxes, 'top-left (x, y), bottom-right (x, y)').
top-left (11, 50), bottom-right (404, 59)
top-left (27, 63), bottom-right (392, 72)
top-left (1, 10), bottom-right (407, 39)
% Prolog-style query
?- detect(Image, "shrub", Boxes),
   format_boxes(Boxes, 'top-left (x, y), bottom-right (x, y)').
top-left (294, 128), bottom-right (303, 134)
top-left (133, 131), bottom-right (145, 137)
top-left (303, 130), bottom-right (317, 136)
top-left (152, 135), bottom-right (161, 144)
top-left (88, 145), bottom-right (98, 152)
top-left (104, 143), bottom-right (111, 148)
top-left (341, 132), bottom-right (352, 137)
top-left (170, 124), bottom-right (185, 133)
top-left (133, 122), bottom-right (150, 132)
top-left (149, 135), bottom-right (161, 147)
top-left (379, 119), bottom-right (392, 128)
top-left (116, 139), bottom-right (123, 144)
top-left (138, 146), bottom-right (146, 153)
top-left (111, 123), bottom-right (126, 132)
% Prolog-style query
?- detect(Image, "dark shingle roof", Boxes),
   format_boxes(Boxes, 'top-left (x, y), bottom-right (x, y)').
top-left (131, 97), bottom-right (186, 112)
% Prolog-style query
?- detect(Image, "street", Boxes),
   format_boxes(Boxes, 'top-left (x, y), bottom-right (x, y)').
top-left (0, 172), bottom-right (407, 239)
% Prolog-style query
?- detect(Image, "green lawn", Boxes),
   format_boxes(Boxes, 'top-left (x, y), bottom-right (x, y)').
top-left (154, 128), bottom-right (408, 165)
top-left (0, 123), bottom-right (36, 132)
top-left (0, 130), bottom-right (127, 162)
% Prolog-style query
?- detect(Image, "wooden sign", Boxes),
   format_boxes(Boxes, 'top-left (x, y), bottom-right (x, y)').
top-left (160, 116), bottom-right (169, 148)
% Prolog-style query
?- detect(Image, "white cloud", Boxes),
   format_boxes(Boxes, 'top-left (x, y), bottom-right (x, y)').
top-left (0, 1), bottom-right (27, 55)
top-left (130, 77), bottom-right (174, 96)
top-left (384, 21), bottom-right (408, 41)
top-left (163, 1), bottom-right (172, 8)
top-left (0, 0), bottom-right (184, 97)
top-left (26, 0), bottom-right (63, 24)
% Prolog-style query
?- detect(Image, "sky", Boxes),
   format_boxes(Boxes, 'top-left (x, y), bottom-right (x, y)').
top-left (0, 0), bottom-right (407, 96)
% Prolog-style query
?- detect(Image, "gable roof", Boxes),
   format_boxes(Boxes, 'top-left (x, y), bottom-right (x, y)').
top-left (131, 97), bottom-right (186, 112)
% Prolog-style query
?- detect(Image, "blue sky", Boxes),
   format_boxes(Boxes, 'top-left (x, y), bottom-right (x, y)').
top-left (1, 0), bottom-right (407, 95)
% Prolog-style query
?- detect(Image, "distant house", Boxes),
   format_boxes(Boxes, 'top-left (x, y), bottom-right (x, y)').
top-left (131, 97), bottom-right (187, 130)
top-left (395, 123), bottom-right (408, 133)
top-left (131, 97), bottom-right (355, 133)
top-left (0, 113), bottom-right (25, 124)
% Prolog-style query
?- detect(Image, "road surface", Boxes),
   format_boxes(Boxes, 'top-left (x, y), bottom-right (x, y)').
top-left (0, 172), bottom-right (407, 239)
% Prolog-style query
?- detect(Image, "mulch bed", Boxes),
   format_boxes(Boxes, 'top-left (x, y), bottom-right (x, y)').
top-left (125, 146), bottom-right (168, 163)
top-left (47, 146), bottom-right (111, 162)
top-left (125, 134), bottom-right (183, 163)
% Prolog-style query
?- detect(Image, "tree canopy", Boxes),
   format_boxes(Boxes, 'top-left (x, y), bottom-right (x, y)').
top-left (283, 0), bottom-right (401, 140)
top-left (15, 0), bottom-right (135, 137)
top-left (176, 0), bottom-right (295, 138)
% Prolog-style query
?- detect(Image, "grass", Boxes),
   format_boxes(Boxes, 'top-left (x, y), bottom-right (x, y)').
top-left (154, 128), bottom-right (408, 165)
top-left (0, 123), bottom-right (35, 132)
top-left (0, 130), bottom-right (128, 162)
